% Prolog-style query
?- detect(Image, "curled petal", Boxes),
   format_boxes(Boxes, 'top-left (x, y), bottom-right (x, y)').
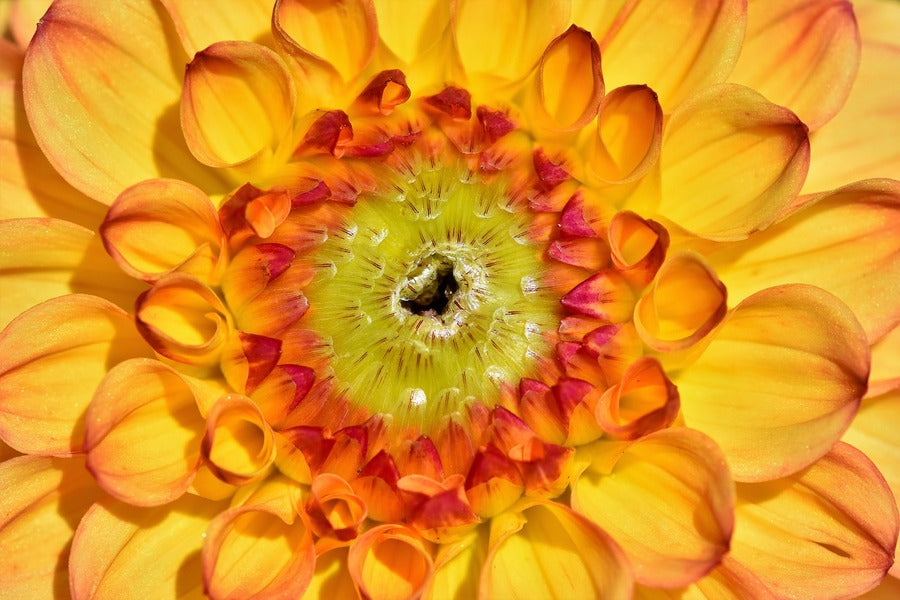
top-left (22, 0), bottom-right (224, 204)
top-left (160, 0), bottom-right (273, 55)
top-left (571, 428), bottom-right (735, 588)
top-left (731, 442), bottom-right (899, 598)
top-left (307, 473), bottom-right (367, 541)
top-left (730, 0), bottom-right (860, 130)
top-left (659, 84), bottom-right (809, 241)
top-left (70, 495), bottom-right (222, 600)
top-left (202, 395), bottom-right (276, 487)
top-left (595, 357), bottom-right (679, 440)
top-left (202, 501), bottom-right (315, 600)
top-left (182, 41), bottom-right (295, 169)
top-left (607, 210), bottom-right (669, 285)
top-left (0, 455), bottom-right (99, 598)
top-left (0, 295), bottom-right (149, 455)
top-left (676, 284), bottom-right (869, 482)
top-left (480, 501), bottom-right (633, 599)
top-left (85, 358), bottom-right (206, 506)
top-left (101, 178), bottom-right (225, 283)
top-left (354, 69), bottom-right (411, 115)
top-left (634, 252), bottom-right (728, 352)
top-left (348, 524), bottom-right (434, 600)
top-left (586, 85), bottom-right (663, 185)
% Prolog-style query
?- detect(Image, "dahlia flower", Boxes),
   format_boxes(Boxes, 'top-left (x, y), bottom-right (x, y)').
top-left (1, 0), bottom-right (898, 598)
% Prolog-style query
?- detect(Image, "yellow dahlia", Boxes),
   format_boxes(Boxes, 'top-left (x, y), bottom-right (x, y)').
top-left (1, 0), bottom-right (899, 598)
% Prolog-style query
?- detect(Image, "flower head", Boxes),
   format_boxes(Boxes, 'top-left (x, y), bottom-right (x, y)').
top-left (1, 0), bottom-right (899, 598)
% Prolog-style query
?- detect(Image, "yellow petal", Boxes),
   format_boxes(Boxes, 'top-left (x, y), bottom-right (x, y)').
top-left (203, 502), bottom-right (315, 599)
top-left (182, 41), bottom-right (296, 171)
top-left (159, 0), bottom-right (273, 55)
top-left (730, 0), bottom-right (859, 131)
top-left (599, 0), bottom-right (746, 109)
top-left (69, 494), bottom-right (222, 600)
top-left (712, 179), bottom-right (900, 343)
top-left (0, 217), bottom-right (145, 330)
top-left (0, 294), bottom-right (149, 455)
top-left (803, 2), bottom-right (900, 192)
top-left (85, 358), bottom-right (206, 506)
top-left (0, 80), bottom-right (105, 227)
top-left (374, 0), bottom-right (450, 65)
top-left (348, 524), bottom-right (434, 600)
top-left (570, 0), bottom-right (628, 43)
top-left (480, 501), bottom-right (633, 599)
top-left (9, 0), bottom-right (53, 47)
top-left (202, 395), bottom-right (276, 487)
top-left (676, 284), bottom-right (868, 482)
top-left (453, 0), bottom-right (570, 87)
top-left (870, 325), bottom-right (900, 394)
top-left (572, 428), bottom-right (734, 588)
top-left (101, 178), bottom-right (226, 283)
top-left (22, 0), bottom-right (225, 204)
top-left (304, 547), bottom-right (358, 600)
top-left (0, 455), bottom-right (99, 598)
top-left (658, 83), bottom-right (809, 241)
top-left (731, 442), bottom-right (898, 598)
top-left (423, 529), bottom-right (487, 600)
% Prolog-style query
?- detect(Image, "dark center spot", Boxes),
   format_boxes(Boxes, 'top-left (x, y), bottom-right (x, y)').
top-left (400, 254), bottom-right (459, 317)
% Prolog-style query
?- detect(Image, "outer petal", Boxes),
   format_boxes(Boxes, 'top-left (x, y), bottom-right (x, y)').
top-left (22, 0), bottom-right (225, 204)
top-left (181, 41), bottom-right (296, 170)
top-left (572, 428), bottom-right (735, 588)
top-left (657, 83), bottom-right (809, 241)
top-left (729, 0), bottom-right (859, 130)
top-left (0, 218), bottom-right (144, 329)
top-left (712, 179), bottom-right (900, 343)
top-left (85, 358), bottom-right (206, 506)
top-left (599, 0), bottom-right (746, 109)
top-left (730, 442), bottom-right (899, 598)
top-left (423, 529), bottom-right (487, 600)
top-left (160, 0), bottom-right (273, 55)
top-left (374, 0), bottom-right (451, 71)
top-left (9, 0), bottom-right (54, 47)
top-left (676, 285), bottom-right (869, 482)
top-left (480, 501), bottom-right (633, 599)
top-left (0, 295), bottom-right (149, 455)
top-left (0, 455), bottom-right (100, 598)
top-left (348, 524), bottom-right (434, 600)
top-left (305, 547), bottom-right (359, 599)
top-left (69, 494), bottom-right (222, 600)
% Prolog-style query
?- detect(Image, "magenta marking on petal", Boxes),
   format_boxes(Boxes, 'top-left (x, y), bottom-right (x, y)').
top-left (281, 364), bottom-right (315, 410)
top-left (533, 148), bottom-right (570, 190)
top-left (291, 180), bottom-right (332, 207)
top-left (254, 243), bottom-right (296, 281)
top-left (424, 86), bottom-right (472, 120)
top-left (239, 331), bottom-right (283, 392)
top-left (559, 192), bottom-right (597, 237)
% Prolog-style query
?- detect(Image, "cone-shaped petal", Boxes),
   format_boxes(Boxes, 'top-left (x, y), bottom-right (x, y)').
top-left (731, 442), bottom-right (899, 598)
top-left (0, 295), bottom-right (149, 454)
top-left (572, 428), bottom-right (735, 588)
top-left (22, 0), bottom-right (225, 204)
top-left (677, 285), bottom-right (868, 482)
top-left (85, 358), bottom-right (205, 506)
top-left (607, 210), bottom-right (669, 286)
top-left (0, 455), bottom-right (99, 598)
top-left (307, 473), bottom-right (368, 541)
top-left (595, 357), bottom-right (680, 440)
top-left (599, 0), bottom-right (746, 108)
top-left (202, 395), bottom-right (276, 487)
top-left (160, 0), bottom-right (273, 55)
top-left (730, 0), bottom-right (859, 131)
top-left (348, 524), bottom-right (433, 600)
top-left (714, 179), bottom-right (900, 343)
top-left (69, 495), bottom-right (222, 600)
top-left (480, 502), bottom-right (633, 598)
top-left (182, 41), bottom-right (295, 170)
top-left (658, 84), bottom-right (810, 241)
top-left (101, 178), bottom-right (225, 283)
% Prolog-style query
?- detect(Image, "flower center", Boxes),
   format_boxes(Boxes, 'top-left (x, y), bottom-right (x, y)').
top-left (299, 159), bottom-right (559, 430)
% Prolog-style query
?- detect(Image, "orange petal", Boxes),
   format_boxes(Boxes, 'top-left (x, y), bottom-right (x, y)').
top-left (595, 357), bottom-right (679, 440)
top-left (101, 178), bottom-right (226, 283)
top-left (22, 0), bottom-right (225, 204)
top-left (182, 41), bottom-right (296, 170)
top-left (85, 358), bottom-right (205, 506)
top-left (0, 294), bottom-right (149, 455)
top-left (70, 494), bottom-right (222, 600)
top-left (306, 473), bottom-right (368, 541)
top-left (634, 252), bottom-right (728, 352)
top-left (159, 0), bottom-right (273, 55)
top-left (870, 326), bottom-right (900, 396)
top-left (730, 0), bottom-right (860, 131)
top-left (348, 524), bottom-right (434, 600)
top-left (730, 442), bottom-right (898, 597)
top-left (202, 498), bottom-right (315, 599)
top-left (0, 455), bottom-right (99, 598)
top-left (530, 25), bottom-right (603, 132)
top-left (658, 83), bottom-right (810, 241)
top-left (480, 501), bottom-right (633, 598)
top-left (607, 210), bottom-right (669, 286)
top-left (714, 178), bottom-right (900, 343)
top-left (676, 284), bottom-right (868, 482)
top-left (0, 217), bottom-right (144, 330)
top-left (572, 428), bottom-right (735, 588)
top-left (586, 85), bottom-right (663, 185)
top-left (599, 0), bottom-right (746, 108)
top-left (202, 395), bottom-right (277, 487)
